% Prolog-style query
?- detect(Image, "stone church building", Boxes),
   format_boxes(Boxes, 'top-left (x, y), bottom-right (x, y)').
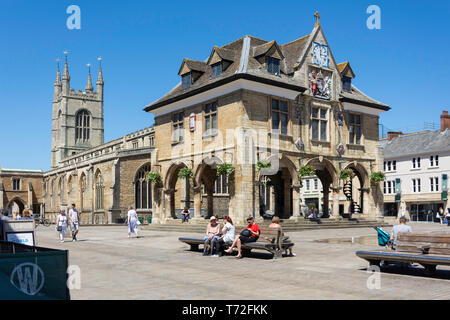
top-left (0, 16), bottom-right (390, 225)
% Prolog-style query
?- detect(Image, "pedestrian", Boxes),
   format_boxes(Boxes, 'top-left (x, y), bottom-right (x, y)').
top-left (68, 203), bottom-right (80, 241)
top-left (446, 208), bottom-right (450, 227)
top-left (19, 209), bottom-right (33, 220)
top-left (0, 211), bottom-right (10, 240)
top-left (225, 216), bottom-right (260, 259)
top-left (181, 207), bottom-right (190, 223)
top-left (127, 206), bottom-right (139, 238)
top-left (437, 207), bottom-right (444, 224)
top-left (389, 216), bottom-right (412, 250)
top-left (56, 208), bottom-right (69, 243)
top-left (212, 216), bottom-right (235, 257)
top-left (269, 216), bottom-right (295, 257)
top-left (203, 216), bottom-right (221, 256)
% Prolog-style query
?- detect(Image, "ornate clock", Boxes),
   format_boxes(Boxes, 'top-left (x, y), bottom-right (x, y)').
top-left (312, 42), bottom-right (329, 68)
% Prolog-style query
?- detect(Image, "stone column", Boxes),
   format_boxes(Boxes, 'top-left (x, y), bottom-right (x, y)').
top-left (289, 185), bottom-right (302, 222)
top-left (330, 187), bottom-right (340, 219)
top-left (191, 186), bottom-right (204, 223)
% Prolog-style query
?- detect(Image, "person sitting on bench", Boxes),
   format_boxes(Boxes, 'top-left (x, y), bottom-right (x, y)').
top-left (203, 216), bottom-right (221, 256)
top-left (269, 216), bottom-right (295, 257)
top-left (225, 216), bottom-right (260, 259)
top-left (212, 216), bottom-right (235, 257)
top-left (390, 216), bottom-right (412, 250)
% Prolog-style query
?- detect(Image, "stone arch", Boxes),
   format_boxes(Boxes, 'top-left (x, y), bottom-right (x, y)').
top-left (194, 156), bottom-right (223, 188)
top-left (8, 197), bottom-right (26, 217)
top-left (258, 154), bottom-right (299, 219)
top-left (164, 161), bottom-right (192, 219)
top-left (343, 162), bottom-right (369, 215)
top-left (304, 157), bottom-right (338, 187)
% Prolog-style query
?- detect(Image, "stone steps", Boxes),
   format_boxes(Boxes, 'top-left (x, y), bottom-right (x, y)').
top-left (142, 218), bottom-right (391, 233)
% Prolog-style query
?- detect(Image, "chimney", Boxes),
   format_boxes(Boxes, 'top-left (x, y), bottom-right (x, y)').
top-left (441, 110), bottom-right (450, 132)
top-left (387, 131), bottom-right (403, 141)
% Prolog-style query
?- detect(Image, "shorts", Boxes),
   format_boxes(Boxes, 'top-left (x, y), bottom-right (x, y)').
top-left (239, 235), bottom-right (257, 244)
top-left (70, 222), bottom-right (79, 231)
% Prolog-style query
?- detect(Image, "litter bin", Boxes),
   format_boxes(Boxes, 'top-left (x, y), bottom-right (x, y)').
top-left (147, 216), bottom-right (152, 224)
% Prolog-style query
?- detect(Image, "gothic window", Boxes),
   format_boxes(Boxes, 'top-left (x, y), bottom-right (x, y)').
top-left (95, 172), bottom-right (104, 210)
top-left (135, 165), bottom-right (152, 210)
top-left (76, 110), bottom-right (91, 143)
top-left (272, 99), bottom-right (288, 135)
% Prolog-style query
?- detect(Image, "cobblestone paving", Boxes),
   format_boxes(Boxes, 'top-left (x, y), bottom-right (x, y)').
top-left (34, 222), bottom-right (450, 300)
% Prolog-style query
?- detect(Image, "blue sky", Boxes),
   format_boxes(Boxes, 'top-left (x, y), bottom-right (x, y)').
top-left (0, 0), bottom-right (449, 171)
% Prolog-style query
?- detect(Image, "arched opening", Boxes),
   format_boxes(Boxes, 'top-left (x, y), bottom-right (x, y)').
top-left (343, 163), bottom-right (368, 215)
top-left (79, 172), bottom-right (87, 214)
top-left (259, 156), bottom-right (298, 220)
top-left (8, 198), bottom-right (26, 218)
top-left (304, 157), bottom-right (338, 218)
top-left (165, 162), bottom-right (194, 219)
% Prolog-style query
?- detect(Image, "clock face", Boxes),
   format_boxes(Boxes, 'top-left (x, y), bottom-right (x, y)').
top-left (312, 42), bottom-right (328, 68)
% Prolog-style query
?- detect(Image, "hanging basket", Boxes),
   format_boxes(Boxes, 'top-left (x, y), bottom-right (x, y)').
top-left (257, 160), bottom-right (272, 171)
top-left (298, 165), bottom-right (316, 177)
top-left (178, 168), bottom-right (194, 180)
top-left (146, 172), bottom-right (162, 184)
top-left (370, 172), bottom-right (385, 184)
top-left (216, 163), bottom-right (235, 177)
top-left (339, 169), bottom-right (354, 181)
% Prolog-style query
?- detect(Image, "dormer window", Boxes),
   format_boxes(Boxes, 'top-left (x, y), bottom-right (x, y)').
top-left (342, 76), bottom-right (352, 92)
top-left (182, 73), bottom-right (191, 89)
top-left (211, 63), bottom-right (222, 78)
top-left (267, 57), bottom-right (280, 75)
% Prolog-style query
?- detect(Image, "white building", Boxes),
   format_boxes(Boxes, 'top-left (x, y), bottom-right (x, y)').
top-left (381, 111), bottom-right (450, 221)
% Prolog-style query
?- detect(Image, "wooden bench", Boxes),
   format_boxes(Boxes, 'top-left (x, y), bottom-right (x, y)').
top-left (179, 227), bottom-right (294, 259)
top-left (356, 232), bottom-right (450, 275)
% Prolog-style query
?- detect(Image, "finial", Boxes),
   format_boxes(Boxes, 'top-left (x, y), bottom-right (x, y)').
top-left (97, 57), bottom-right (104, 85)
top-left (314, 11), bottom-right (321, 27)
top-left (55, 59), bottom-right (61, 84)
top-left (85, 63), bottom-right (93, 92)
top-left (62, 51), bottom-right (70, 80)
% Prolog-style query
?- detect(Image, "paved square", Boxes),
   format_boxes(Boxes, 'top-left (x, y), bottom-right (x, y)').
top-left (34, 223), bottom-right (450, 300)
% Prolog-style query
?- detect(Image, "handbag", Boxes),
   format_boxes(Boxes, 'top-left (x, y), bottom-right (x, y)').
top-left (57, 225), bottom-right (62, 232)
top-left (240, 229), bottom-right (252, 237)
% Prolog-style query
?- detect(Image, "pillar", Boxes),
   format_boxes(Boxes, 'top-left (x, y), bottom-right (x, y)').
top-left (289, 185), bottom-right (301, 222)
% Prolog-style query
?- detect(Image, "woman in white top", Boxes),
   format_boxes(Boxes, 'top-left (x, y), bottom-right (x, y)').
top-left (127, 206), bottom-right (139, 238)
top-left (212, 216), bottom-right (235, 257)
top-left (56, 209), bottom-right (69, 243)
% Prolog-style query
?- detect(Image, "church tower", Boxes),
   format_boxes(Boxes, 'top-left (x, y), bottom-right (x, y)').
top-left (51, 56), bottom-right (104, 169)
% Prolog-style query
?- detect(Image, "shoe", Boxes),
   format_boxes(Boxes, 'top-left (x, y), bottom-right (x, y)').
top-left (212, 254), bottom-right (219, 257)
top-left (60, 240), bottom-right (64, 243)
top-left (235, 255), bottom-right (243, 259)
top-left (224, 249), bottom-right (232, 254)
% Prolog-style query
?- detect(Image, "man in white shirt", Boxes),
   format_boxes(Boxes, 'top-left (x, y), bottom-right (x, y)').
top-left (68, 203), bottom-right (80, 241)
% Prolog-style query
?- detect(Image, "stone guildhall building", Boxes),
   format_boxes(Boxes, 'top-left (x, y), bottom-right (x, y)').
top-left (0, 15), bottom-right (390, 225)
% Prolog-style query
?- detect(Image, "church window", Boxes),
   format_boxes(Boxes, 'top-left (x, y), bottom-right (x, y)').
top-left (95, 172), bottom-right (104, 210)
top-left (76, 110), bottom-right (91, 143)
top-left (135, 165), bottom-right (152, 210)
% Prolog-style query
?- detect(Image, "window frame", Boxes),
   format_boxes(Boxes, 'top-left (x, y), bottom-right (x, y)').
top-left (211, 62), bottom-right (222, 78)
top-left (181, 73), bottom-right (191, 89)
top-left (311, 106), bottom-right (328, 142)
top-left (271, 99), bottom-right (289, 135)
top-left (172, 111), bottom-right (184, 143)
top-left (204, 101), bottom-right (218, 135)
top-left (266, 56), bottom-right (280, 75)
top-left (75, 110), bottom-right (91, 143)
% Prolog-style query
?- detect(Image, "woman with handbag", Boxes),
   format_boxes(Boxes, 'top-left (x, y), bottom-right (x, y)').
top-left (56, 208), bottom-right (68, 243)
top-left (224, 216), bottom-right (260, 259)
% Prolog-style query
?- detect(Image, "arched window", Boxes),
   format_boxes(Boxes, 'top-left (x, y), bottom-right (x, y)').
top-left (76, 110), bottom-right (91, 142)
top-left (135, 165), bottom-right (152, 210)
top-left (95, 172), bottom-right (104, 210)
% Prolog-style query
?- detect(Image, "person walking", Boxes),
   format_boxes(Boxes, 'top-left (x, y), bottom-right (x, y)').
top-left (127, 206), bottom-right (139, 238)
top-left (390, 216), bottom-right (412, 250)
top-left (68, 203), bottom-right (80, 241)
top-left (56, 208), bottom-right (69, 243)
top-left (212, 216), bottom-right (235, 257)
top-left (437, 207), bottom-right (444, 224)
top-left (225, 216), bottom-right (260, 259)
top-left (446, 208), bottom-right (450, 227)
